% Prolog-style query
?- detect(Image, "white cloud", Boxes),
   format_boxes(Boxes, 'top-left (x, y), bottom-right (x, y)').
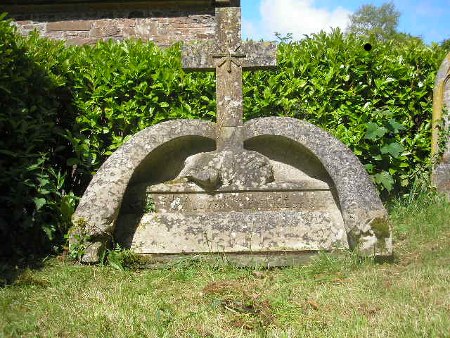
top-left (242, 19), bottom-right (258, 40)
top-left (248, 0), bottom-right (352, 41)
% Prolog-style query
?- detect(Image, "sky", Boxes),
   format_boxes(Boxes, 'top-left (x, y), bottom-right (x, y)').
top-left (241, 0), bottom-right (450, 44)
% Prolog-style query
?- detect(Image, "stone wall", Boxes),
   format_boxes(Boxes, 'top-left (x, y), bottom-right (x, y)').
top-left (0, 1), bottom-right (230, 46)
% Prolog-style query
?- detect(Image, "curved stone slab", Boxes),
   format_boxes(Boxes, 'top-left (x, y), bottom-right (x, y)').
top-left (432, 53), bottom-right (450, 197)
top-left (72, 116), bottom-right (391, 262)
top-left (434, 52), bottom-right (450, 128)
top-left (244, 117), bottom-right (392, 256)
top-left (71, 120), bottom-right (216, 262)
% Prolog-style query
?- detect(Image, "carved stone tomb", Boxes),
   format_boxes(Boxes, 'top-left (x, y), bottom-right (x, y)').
top-left (72, 4), bottom-right (392, 265)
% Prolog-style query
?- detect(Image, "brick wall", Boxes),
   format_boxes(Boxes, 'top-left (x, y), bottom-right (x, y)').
top-left (1, 1), bottom-right (223, 46)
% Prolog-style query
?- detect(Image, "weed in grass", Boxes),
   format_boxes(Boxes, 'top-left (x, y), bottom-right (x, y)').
top-left (106, 245), bottom-right (141, 271)
top-left (390, 189), bottom-right (449, 237)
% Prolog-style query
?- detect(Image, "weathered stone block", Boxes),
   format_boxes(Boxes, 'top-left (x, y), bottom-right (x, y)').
top-left (47, 20), bottom-right (93, 31)
top-left (81, 241), bottom-right (106, 264)
top-left (90, 21), bottom-right (121, 38)
top-left (117, 210), bottom-right (348, 254)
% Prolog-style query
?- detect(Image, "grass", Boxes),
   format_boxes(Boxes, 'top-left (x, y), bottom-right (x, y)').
top-left (1, 191), bottom-right (449, 337)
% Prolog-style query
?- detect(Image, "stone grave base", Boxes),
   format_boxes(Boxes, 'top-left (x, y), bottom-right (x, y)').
top-left (117, 210), bottom-right (348, 253)
top-left (115, 180), bottom-right (348, 262)
top-left (127, 251), bottom-right (324, 268)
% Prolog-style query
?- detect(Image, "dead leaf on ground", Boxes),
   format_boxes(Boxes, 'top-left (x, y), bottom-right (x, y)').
top-left (252, 271), bottom-right (265, 279)
top-left (230, 318), bottom-right (254, 330)
top-left (358, 304), bottom-right (381, 317)
top-left (203, 280), bottom-right (239, 295)
top-left (307, 299), bottom-right (319, 310)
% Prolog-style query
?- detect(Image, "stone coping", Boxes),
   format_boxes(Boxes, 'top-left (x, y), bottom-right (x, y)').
top-left (145, 180), bottom-right (330, 193)
top-left (124, 251), bottom-right (321, 268)
top-left (1, 0), bottom-right (238, 7)
top-left (1, 0), bottom-right (239, 16)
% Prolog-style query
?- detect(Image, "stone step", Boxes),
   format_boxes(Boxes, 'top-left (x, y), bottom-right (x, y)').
top-left (120, 185), bottom-right (336, 214)
top-left (115, 210), bottom-right (348, 254)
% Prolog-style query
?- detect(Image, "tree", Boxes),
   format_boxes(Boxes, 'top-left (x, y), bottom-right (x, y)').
top-left (440, 38), bottom-right (450, 52)
top-left (347, 1), bottom-right (400, 41)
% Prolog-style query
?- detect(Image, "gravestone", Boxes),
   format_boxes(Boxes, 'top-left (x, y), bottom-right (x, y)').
top-left (71, 3), bottom-right (392, 265)
top-left (432, 52), bottom-right (450, 197)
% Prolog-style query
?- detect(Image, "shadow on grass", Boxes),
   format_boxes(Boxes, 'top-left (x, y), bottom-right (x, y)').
top-left (374, 255), bottom-right (395, 264)
top-left (0, 256), bottom-right (47, 287)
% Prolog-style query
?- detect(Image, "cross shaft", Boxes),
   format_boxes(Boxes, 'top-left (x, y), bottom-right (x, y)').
top-left (182, 6), bottom-right (277, 151)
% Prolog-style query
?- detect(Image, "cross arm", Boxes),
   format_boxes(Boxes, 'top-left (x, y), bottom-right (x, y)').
top-left (182, 41), bottom-right (277, 71)
top-left (182, 41), bottom-right (217, 71)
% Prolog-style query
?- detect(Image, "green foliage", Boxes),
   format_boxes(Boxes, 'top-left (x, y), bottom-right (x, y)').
top-left (106, 245), bottom-right (140, 270)
top-left (0, 15), bottom-right (76, 257)
top-left (0, 15), bottom-right (447, 256)
top-left (245, 29), bottom-right (445, 195)
top-left (66, 219), bottom-right (91, 261)
top-left (144, 194), bottom-right (156, 213)
top-left (62, 40), bottom-right (215, 185)
top-left (346, 1), bottom-right (400, 41)
top-left (437, 108), bottom-right (450, 160)
top-left (389, 179), bottom-right (450, 241)
top-left (56, 30), bottom-right (447, 196)
top-left (440, 38), bottom-right (450, 52)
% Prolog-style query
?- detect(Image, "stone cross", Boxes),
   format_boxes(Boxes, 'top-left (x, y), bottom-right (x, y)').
top-left (182, 6), bottom-right (277, 151)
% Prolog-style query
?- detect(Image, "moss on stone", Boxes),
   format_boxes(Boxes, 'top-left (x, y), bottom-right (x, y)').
top-left (370, 218), bottom-right (391, 238)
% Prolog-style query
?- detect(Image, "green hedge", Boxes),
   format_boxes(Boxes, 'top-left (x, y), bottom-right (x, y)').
top-left (246, 31), bottom-right (445, 192)
top-left (0, 17), bottom-right (75, 256)
top-left (0, 17), bottom-right (446, 257)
